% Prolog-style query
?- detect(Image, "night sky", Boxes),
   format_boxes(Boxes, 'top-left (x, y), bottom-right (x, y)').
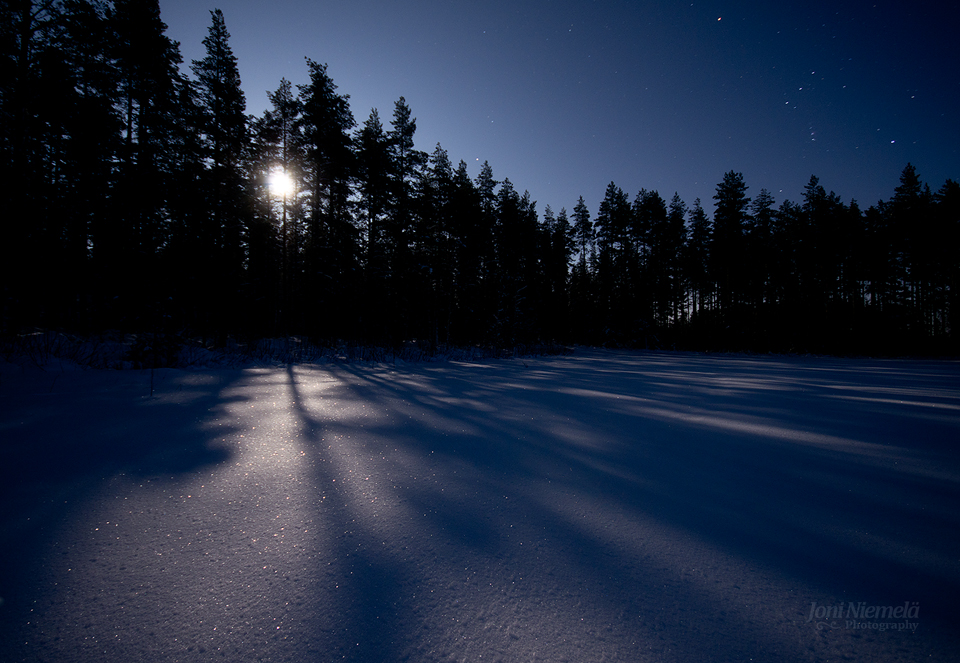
top-left (159, 0), bottom-right (958, 216)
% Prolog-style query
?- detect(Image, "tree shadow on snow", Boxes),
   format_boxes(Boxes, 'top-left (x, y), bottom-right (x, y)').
top-left (283, 350), bottom-right (960, 662)
top-left (283, 364), bottom-right (410, 663)
top-left (0, 364), bottom-right (243, 643)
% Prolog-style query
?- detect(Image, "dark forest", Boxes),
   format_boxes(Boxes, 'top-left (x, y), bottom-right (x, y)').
top-left (3, 1), bottom-right (958, 357)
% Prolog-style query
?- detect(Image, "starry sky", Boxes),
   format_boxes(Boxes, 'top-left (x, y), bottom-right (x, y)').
top-left (158, 0), bottom-right (959, 216)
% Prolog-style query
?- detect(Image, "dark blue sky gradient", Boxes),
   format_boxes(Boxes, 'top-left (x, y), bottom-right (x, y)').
top-left (159, 0), bottom-right (959, 216)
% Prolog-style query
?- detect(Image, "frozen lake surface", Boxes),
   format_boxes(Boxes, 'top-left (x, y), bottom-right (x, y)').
top-left (1, 348), bottom-right (959, 662)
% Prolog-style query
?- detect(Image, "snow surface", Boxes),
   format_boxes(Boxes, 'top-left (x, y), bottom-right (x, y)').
top-left (1, 348), bottom-right (959, 662)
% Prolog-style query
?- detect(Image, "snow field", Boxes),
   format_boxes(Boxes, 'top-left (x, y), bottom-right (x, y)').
top-left (1, 349), bottom-right (959, 662)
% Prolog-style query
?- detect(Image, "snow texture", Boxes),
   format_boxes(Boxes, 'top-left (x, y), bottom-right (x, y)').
top-left (1, 348), bottom-right (959, 662)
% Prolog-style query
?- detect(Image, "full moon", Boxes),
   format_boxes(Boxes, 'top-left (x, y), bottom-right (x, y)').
top-left (268, 170), bottom-right (294, 197)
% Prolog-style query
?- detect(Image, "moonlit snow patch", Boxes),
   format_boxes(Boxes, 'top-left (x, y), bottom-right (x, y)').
top-left (1, 349), bottom-right (958, 662)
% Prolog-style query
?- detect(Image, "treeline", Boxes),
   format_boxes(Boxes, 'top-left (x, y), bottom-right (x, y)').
top-left (2, 1), bottom-right (957, 355)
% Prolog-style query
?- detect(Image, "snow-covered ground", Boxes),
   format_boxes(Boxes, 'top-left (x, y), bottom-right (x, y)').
top-left (1, 349), bottom-right (958, 662)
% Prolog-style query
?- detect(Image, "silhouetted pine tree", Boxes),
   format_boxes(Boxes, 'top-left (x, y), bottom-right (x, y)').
top-left (247, 78), bottom-right (304, 333)
top-left (516, 188), bottom-right (543, 341)
top-left (683, 198), bottom-right (711, 328)
top-left (890, 164), bottom-right (936, 341)
top-left (542, 206), bottom-right (573, 340)
top-left (298, 59), bottom-right (357, 337)
top-left (492, 179), bottom-right (524, 344)
top-left (0, 0), bottom-right (57, 328)
top-left (383, 96), bottom-right (427, 342)
top-left (798, 176), bottom-right (835, 346)
top-left (934, 179), bottom-right (960, 350)
top-left (413, 143), bottom-right (458, 346)
top-left (742, 188), bottom-right (776, 345)
top-left (471, 161), bottom-right (500, 342)
top-left (447, 160), bottom-right (486, 343)
top-left (190, 8), bottom-right (248, 336)
top-left (634, 189), bottom-right (667, 330)
top-left (105, 0), bottom-right (186, 329)
top-left (664, 193), bottom-right (688, 328)
top-left (711, 171), bottom-right (750, 339)
top-left (6, 1), bottom-right (121, 330)
top-left (355, 108), bottom-right (392, 340)
top-left (164, 63), bottom-right (207, 333)
top-left (594, 182), bottom-right (632, 342)
top-left (569, 196), bottom-right (596, 342)
top-left (3, 0), bottom-right (957, 357)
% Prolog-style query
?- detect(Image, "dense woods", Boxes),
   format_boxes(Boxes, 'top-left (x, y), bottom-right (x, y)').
top-left (2, 1), bottom-right (958, 356)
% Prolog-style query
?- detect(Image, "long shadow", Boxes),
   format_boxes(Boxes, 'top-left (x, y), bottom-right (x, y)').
top-left (527, 353), bottom-right (960, 598)
top-left (0, 364), bottom-right (243, 658)
top-left (295, 361), bottom-right (785, 661)
top-left (284, 364), bottom-right (409, 662)
top-left (0, 367), bottom-right (239, 491)
top-left (306, 351), bottom-right (960, 661)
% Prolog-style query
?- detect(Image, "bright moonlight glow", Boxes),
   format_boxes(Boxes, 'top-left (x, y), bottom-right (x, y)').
top-left (268, 170), bottom-right (294, 197)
